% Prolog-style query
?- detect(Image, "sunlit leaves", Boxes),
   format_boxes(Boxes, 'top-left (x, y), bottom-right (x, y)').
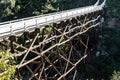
top-left (0, 0), bottom-right (16, 18)
top-left (0, 0), bottom-right (58, 21)
top-left (0, 50), bottom-right (16, 80)
top-left (111, 71), bottom-right (120, 80)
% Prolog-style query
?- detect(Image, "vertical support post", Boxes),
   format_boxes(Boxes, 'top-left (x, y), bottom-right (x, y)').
top-left (9, 22), bottom-right (16, 53)
top-left (9, 35), bottom-right (16, 53)
top-left (23, 31), bottom-right (30, 46)
top-left (34, 28), bottom-right (40, 52)
top-left (22, 19), bottom-right (30, 45)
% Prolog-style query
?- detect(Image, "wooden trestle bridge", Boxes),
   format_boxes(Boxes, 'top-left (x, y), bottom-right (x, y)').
top-left (0, 0), bottom-right (106, 80)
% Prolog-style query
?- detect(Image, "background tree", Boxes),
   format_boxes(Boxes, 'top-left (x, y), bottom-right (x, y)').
top-left (0, 0), bottom-right (58, 22)
top-left (0, 0), bottom-right (16, 21)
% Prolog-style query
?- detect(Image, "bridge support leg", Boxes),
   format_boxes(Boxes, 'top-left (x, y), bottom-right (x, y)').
top-left (9, 35), bottom-right (16, 53)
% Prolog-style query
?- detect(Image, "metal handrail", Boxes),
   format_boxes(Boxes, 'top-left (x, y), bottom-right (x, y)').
top-left (0, 0), bottom-right (105, 25)
top-left (0, 0), bottom-right (106, 40)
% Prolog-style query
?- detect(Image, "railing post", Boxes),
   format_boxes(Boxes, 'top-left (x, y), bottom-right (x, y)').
top-left (45, 16), bottom-right (48, 25)
top-left (72, 11), bottom-right (73, 18)
top-left (23, 20), bottom-right (27, 32)
top-left (35, 19), bottom-right (38, 28)
top-left (66, 11), bottom-right (68, 19)
top-left (60, 12), bottom-right (62, 20)
top-left (53, 15), bottom-right (55, 23)
top-left (10, 21), bottom-right (15, 36)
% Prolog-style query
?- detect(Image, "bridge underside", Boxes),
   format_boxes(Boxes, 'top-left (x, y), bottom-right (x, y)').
top-left (0, 11), bottom-right (101, 80)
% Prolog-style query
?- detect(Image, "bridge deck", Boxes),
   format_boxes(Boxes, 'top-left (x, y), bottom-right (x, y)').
top-left (0, 0), bottom-right (106, 40)
top-left (0, 0), bottom-right (106, 79)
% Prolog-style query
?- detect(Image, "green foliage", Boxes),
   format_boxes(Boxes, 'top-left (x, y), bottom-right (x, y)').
top-left (102, 27), bottom-right (120, 54)
top-left (85, 54), bottom-right (120, 79)
top-left (0, 50), bottom-right (16, 80)
top-left (107, 0), bottom-right (120, 18)
top-left (58, 0), bottom-right (96, 10)
top-left (0, 0), bottom-right (58, 21)
top-left (84, 26), bottom-right (120, 79)
top-left (111, 71), bottom-right (120, 80)
top-left (0, 0), bottom-right (16, 19)
top-left (44, 26), bottom-right (53, 34)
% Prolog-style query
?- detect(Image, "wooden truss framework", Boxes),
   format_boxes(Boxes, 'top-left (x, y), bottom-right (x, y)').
top-left (0, 11), bottom-right (101, 80)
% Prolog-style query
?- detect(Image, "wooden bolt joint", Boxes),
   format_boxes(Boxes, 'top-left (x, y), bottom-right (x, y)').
top-left (34, 28), bottom-right (40, 35)
top-left (76, 16), bottom-right (80, 21)
top-left (23, 31), bottom-right (29, 39)
top-left (9, 35), bottom-right (16, 42)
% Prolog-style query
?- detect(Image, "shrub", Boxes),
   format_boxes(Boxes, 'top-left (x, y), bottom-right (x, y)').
top-left (0, 50), bottom-right (16, 80)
